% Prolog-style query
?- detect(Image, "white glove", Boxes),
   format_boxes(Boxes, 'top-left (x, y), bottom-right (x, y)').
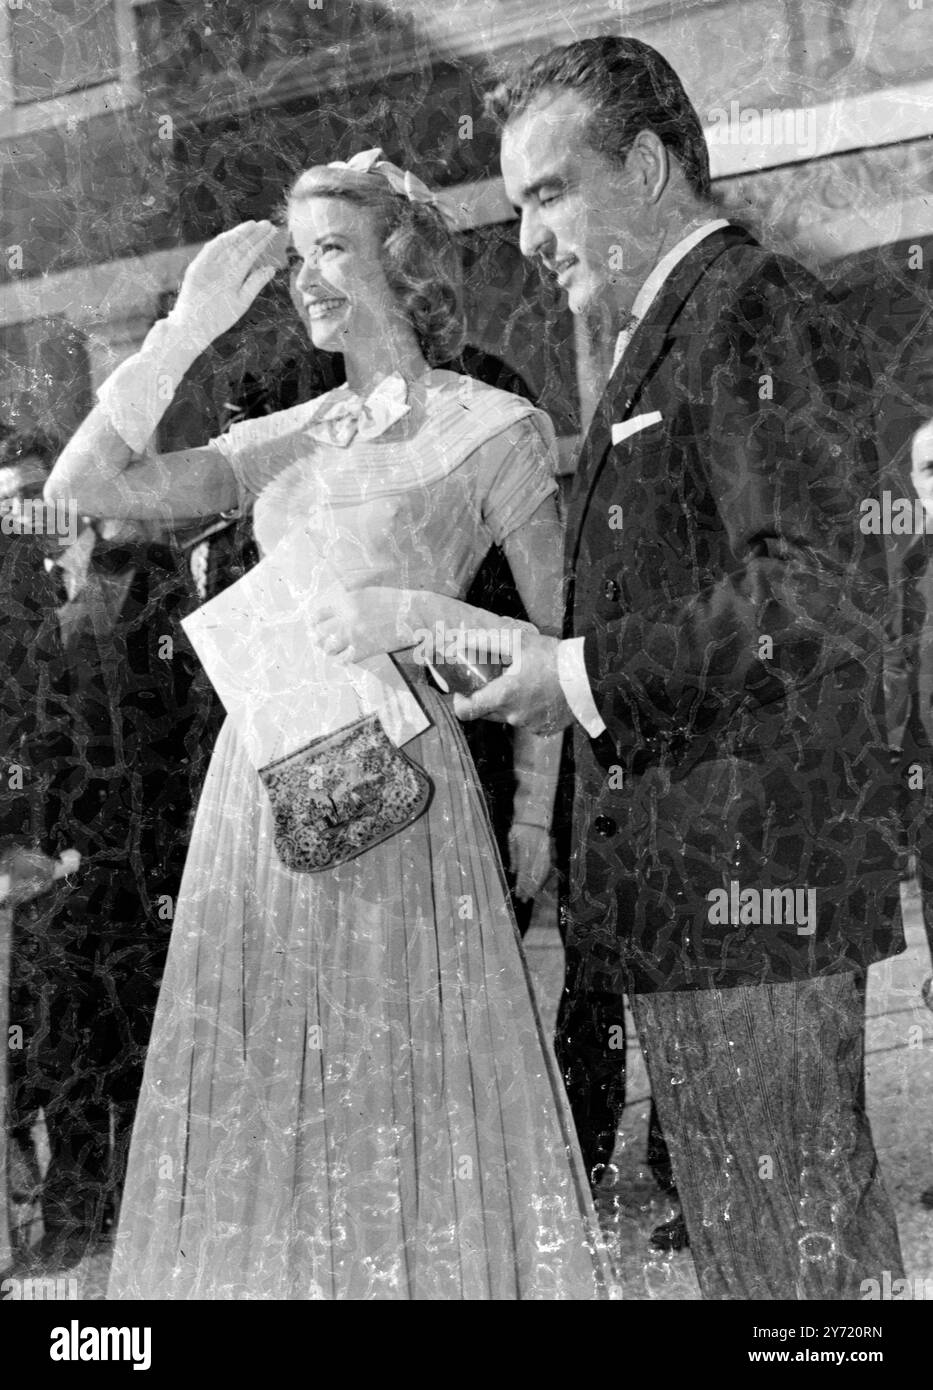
top-left (508, 821), bottom-right (553, 902)
top-left (97, 221), bottom-right (285, 453)
top-left (910, 418), bottom-right (933, 521)
top-left (309, 585), bottom-right (534, 665)
top-left (310, 586), bottom-right (427, 663)
top-left (507, 725), bottom-right (561, 901)
top-left (165, 220), bottom-right (287, 356)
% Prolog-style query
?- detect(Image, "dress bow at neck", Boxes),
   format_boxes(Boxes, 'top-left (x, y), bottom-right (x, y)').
top-left (301, 372), bottom-right (414, 447)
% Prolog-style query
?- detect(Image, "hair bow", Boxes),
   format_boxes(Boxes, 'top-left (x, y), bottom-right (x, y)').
top-left (327, 148), bottom-right (439, 210)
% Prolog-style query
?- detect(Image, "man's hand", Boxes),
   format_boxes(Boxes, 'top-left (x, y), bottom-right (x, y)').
top-left (452, 632), bottom-right (574, 735)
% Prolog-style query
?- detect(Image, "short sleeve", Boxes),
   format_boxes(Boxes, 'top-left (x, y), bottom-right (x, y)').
top-left (210, 403), bottom-right (314, 515)
top-left (210, 416), bottom-right (274, 516)
top-left (472, 410), bottom-right (559, 547)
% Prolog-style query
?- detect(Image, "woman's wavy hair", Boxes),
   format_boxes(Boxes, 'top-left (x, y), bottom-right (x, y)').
top-left (286, 166), bottom-right (465, 365)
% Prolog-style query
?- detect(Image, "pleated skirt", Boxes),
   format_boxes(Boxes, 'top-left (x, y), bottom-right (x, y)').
top-left (107, 680), bottom-right (614, 1300)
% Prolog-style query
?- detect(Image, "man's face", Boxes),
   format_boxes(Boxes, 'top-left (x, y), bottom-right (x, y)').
top-left (501, 89), bottom-right (656, 324)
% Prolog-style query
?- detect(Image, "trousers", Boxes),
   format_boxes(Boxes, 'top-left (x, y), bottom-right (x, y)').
top-left (632, 972), bottom-right (904, 1299)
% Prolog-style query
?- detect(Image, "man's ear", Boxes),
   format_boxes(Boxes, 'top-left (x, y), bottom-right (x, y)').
top-left (627, 130), bottom-right (669, 205)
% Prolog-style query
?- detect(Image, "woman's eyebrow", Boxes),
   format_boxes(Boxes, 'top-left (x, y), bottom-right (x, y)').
top-left (287, 234), bottom-right (348, 261)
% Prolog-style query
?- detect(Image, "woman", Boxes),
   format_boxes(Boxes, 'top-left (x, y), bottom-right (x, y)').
top-left (47, 150), bottom-right (614, 1299)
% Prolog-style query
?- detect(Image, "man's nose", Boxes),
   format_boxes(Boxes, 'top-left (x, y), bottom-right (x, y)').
top-left (518, 208), bottom-right (553, 263)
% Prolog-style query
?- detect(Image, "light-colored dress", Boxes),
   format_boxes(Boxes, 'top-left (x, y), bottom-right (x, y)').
top-left (107, 370), bottom-right (614, 1300)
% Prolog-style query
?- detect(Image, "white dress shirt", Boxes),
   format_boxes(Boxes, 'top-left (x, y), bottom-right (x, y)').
top-left (558, 219), bottom-right (731, 738)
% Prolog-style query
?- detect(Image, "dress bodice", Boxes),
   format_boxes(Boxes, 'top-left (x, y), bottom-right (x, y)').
top-left (211, 370), bottom-right (558, 602)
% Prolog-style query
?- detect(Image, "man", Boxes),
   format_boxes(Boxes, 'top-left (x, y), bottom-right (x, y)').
top-left (458, 36), bottom-right (906, 1298)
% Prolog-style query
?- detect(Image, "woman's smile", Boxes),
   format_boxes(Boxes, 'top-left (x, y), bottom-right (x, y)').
top-left (304, 295), bottom-right (347, 321)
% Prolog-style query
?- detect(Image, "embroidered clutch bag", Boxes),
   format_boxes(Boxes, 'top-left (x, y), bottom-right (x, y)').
top-left (257, 712), bottom-right (433, 873)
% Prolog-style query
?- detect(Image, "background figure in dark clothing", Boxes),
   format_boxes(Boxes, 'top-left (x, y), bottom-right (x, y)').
top-left (0, 430), bottom-right (75, 1266)
top-left (904, 417), bottom-right (933, 1207)
top-left (0, 435), bottom-right (73, 858)
top-left (7, 508), bottom-right (215, 1269)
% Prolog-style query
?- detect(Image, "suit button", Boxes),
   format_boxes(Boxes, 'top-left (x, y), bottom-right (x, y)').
top-left (603, 579), bottom-right (621, 603)
top-left (594, 815), bottom-right (617, 838)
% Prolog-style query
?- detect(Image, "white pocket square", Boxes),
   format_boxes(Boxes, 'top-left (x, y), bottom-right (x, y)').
top-left (611, 410), bottom-right (663, 446)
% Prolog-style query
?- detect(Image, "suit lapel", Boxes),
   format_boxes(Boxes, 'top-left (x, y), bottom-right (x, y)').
top-left (564, 225), bottom-right (757, 579)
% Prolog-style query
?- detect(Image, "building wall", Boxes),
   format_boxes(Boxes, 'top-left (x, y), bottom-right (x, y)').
top-left (0, 0), bottom-right (931, 449)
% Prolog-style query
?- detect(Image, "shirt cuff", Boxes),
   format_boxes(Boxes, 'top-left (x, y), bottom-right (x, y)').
top-left (557, 637), bottom-right (607, 738)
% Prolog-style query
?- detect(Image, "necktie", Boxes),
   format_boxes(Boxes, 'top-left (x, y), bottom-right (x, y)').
top-left (47, 563), bottom-right (70, 607)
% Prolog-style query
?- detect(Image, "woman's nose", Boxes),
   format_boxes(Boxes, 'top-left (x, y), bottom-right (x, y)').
top-left (294, 259), bottom-right (320, 295)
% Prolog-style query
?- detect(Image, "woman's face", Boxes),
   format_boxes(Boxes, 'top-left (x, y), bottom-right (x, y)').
top-left (287, 196), bottom-right (403, 354)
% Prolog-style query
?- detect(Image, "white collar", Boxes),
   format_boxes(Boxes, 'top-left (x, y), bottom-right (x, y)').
top-left (46, 525), bottom-right (96, 599)
top-left (611, 219), bottom-right (731, 373)
top-left (301, 371), bottom-right (421, 447)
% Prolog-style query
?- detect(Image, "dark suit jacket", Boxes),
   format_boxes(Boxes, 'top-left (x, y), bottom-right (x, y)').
top-left (54, 539), bottom-right (215, 934)
top-left (0, 532), bottom-right (71, 855)
top-left (564, 224), bottom-right (906, 993)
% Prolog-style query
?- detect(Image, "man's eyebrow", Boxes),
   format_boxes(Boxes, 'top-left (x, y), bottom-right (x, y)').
top-left (514, 174), bottom-right (567, 208)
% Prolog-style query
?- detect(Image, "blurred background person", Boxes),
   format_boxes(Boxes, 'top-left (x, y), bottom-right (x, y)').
top-left (907, 413), bottom-right (933, 1209)
top-left (0, 428), bottom-right (75, 1268)
top-left (5, 476), bottom-right (215, 1273)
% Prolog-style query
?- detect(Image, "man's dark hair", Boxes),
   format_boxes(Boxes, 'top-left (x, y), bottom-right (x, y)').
top-left (487, 36), bottom-right (712, 201)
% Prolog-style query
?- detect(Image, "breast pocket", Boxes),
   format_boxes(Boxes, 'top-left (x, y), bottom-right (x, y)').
top-left (610, 410), bottom-right (663, 446)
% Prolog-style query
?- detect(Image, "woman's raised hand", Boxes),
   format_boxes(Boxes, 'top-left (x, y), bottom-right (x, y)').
top-left (169, 220), bottom-right (288, 353)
